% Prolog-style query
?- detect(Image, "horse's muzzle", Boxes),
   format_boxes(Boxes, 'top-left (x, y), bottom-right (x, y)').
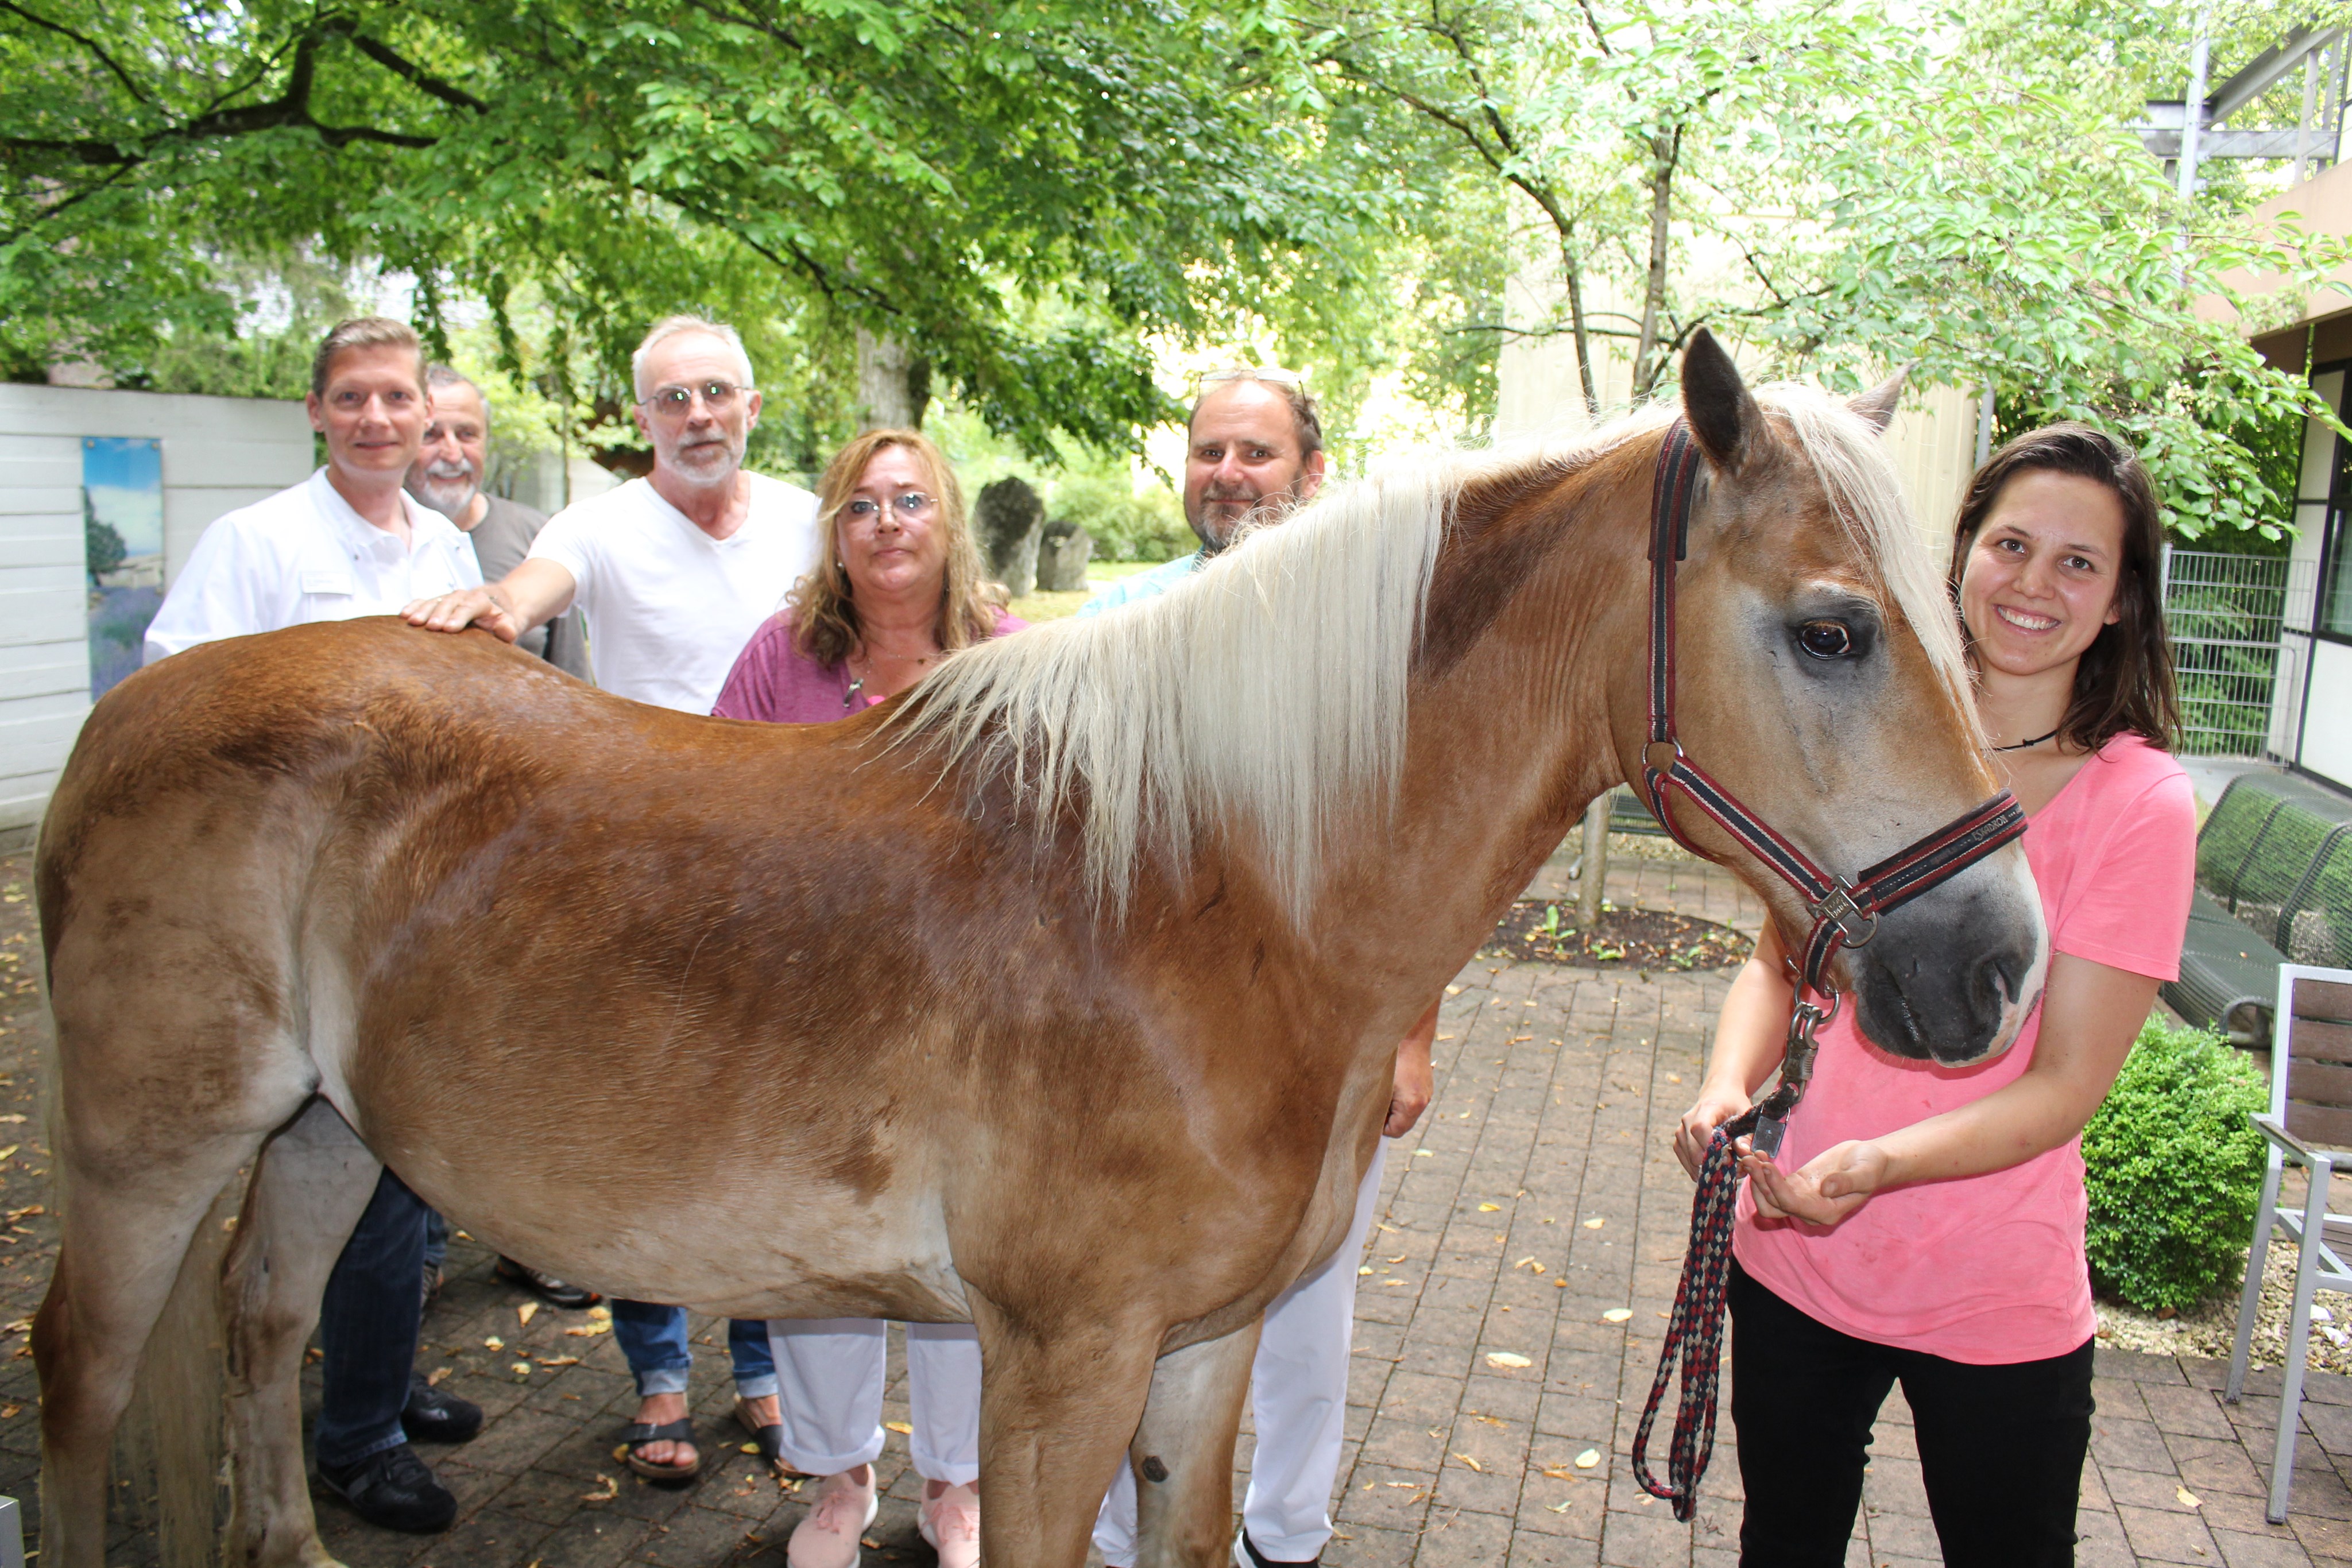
top-left (1843, 851), bottom-right (2047, 1066)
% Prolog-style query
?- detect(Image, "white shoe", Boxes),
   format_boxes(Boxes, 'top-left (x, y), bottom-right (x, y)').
top-left (787, 1466), bottom-right (877, 1568)
top-left (919, 1478), bottom-right (980, 1568)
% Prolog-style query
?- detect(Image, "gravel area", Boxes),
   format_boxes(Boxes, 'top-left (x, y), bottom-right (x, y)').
top-left (2098, 1240), bottom-right (2352, 1375)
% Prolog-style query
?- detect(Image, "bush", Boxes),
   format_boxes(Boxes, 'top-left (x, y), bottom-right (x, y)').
top-left (1047, 472), bottom-right (1192, 563)
top-left (2082, 1015), bottom-right (2268, 1314)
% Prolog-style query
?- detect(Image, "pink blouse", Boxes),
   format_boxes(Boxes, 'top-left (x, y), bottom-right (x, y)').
top-left (1732, 733), bottom-right (2196, 1363)
top-left (712, 607), bottom-right (1028, 725)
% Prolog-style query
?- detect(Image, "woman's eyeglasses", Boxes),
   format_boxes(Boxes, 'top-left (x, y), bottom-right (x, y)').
top-left (842, 493), bottom-right (937, 523)
top-left (639, 380), bottom-right (749, 415)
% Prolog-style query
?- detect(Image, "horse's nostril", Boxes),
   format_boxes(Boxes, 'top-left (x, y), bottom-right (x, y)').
top-left (1976, 950), bottom-right (2021, 1012)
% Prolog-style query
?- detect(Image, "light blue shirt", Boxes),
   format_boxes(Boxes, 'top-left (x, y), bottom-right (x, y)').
top-left (1073, 552), bottom-right (1203, 618)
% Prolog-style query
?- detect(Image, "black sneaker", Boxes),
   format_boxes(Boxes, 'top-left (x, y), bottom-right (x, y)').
top-left (493, 1256), bottom-right (601, 1310)
top-left (316, 1443), bottom-right (457, 1534)
top-left (1235, 1531), bottom-right (1318, 1567)
top-left (402, 1373), bottom-right (483, 1444)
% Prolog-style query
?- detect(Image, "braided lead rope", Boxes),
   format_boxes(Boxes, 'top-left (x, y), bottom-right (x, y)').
top-left (1630, 1106), bottom-right (1761, 1522)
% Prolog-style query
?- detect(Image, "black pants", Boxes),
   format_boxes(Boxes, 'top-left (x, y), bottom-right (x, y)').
top-left (1728, 1260), bottom-right (2094, 1568)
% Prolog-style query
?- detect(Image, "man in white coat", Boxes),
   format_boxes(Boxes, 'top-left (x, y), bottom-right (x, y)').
top-left (1083, 369), bottom-right (1439, 1568)
top-left (142, 316), bottom-right (487, 1537)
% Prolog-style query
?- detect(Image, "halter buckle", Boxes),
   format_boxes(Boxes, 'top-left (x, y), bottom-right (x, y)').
top-left (1811, 882), bottom-right (1879, 947)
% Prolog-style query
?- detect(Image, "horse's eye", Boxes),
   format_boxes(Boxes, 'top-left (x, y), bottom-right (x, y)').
top-left (1798, 621), bottom-right (1853, 659)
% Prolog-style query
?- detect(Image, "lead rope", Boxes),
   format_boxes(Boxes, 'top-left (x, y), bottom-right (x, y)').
top-left (1628, 990), bottom-right (1832, 1521)
top-left (1628, 1108), bottom-right (1755, 1522)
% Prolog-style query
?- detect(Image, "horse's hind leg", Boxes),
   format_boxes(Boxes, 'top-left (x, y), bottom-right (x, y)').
top-left (222, 1100), bottom-right (384, 1568)
top-left (1128, 1321), bottom-right (1263, 1568)
top-left (35, 1129), bottom-right (270, 1568)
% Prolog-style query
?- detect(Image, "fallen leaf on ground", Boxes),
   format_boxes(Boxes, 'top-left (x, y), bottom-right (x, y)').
top-left (0, 1406), bottom-right (18, 1419)
top-left (1582, 1217), bottom-right (1606, 1229)
top-left (511, 1362), bottom-right (532, 1379)
top-left (1436, 1033), bottom-right (1455, 1041)
top-left (741, 1443), bottom-right (759, 1454)
top-left (1478, 1203), bottom-right (1500, 1213)
top-left (1475, 1414), bottom-right (1507, 1428)
top-left (536, 1355), bottom-right (579, 1367)
top-left (1539, 1464), bottom-right (1577, 1480)
top-left (519, 1302), bottom-right (539, 1327)
top-left (565, 1321), bottom-right (612, 1338)
top-left (1453, 1453), bottom-right (1483, 1472)
top-left (426, 1366), bottom-right (451, 1387)
top-left (1485, 1352), bottom-right (1532, 1369)
top-left (1548, 1499), bottom-right (1573, 1513)
top-left (583, 1474), bottom-right (618, 1503)
top-left (587, 1304), bottom-right (612, 1322)
top-left (1575, 1449), bottom-right (1600, 1469)
top-left (1445, 985), bottom-right (1462, 994)
top-left (2177, 1486), bottom-right (2200, 1508)
top-left (861, 1539), bottom-right (883, 1550)
top-left (1513, 1257), bottom-right (1544, 1273)
top-left (885, 1420), bottom-right (912, 1434)
top-left (1601, 1308), bottom-right (1633, 1323)
top-left (1413, 1149), bottom-right (1433, 1157)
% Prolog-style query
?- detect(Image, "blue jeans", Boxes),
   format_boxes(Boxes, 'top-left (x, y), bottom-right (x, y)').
top-left (423, 1208), bottom-right (449, 1273)
top-left (314, 1169), bottom-right (428, 1467)
top-left (612, 1300), bottom-right (777, 1400)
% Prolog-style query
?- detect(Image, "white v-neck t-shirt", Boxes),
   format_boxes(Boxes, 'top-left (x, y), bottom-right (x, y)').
top-left (527, 474), bottom-right (821, 713)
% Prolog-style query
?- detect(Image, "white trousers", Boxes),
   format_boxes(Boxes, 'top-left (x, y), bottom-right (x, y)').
top-left (766, 1318), bottom-right (984, 1485)
top-left (1094, 1137), bottom-right (1389, 1565)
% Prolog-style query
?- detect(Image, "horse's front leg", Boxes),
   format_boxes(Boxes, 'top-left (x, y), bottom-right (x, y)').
top-left (1129, 1319), bottom-right (1264, 1568)
top-left (969, 1291), bottom-right (1163, 1567)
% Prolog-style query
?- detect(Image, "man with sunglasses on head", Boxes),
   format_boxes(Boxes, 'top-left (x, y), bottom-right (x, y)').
top-left (1082, 368), bottom-right (1437, 1568)
top-left (403, 313), bottom-right (819, 1481)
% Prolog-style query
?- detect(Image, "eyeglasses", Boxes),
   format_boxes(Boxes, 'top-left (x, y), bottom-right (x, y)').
top-left (1199, 366), bottom-right (1304, 388)
top-left (639, 380), bottom-right (749, 415)
top-left (842, 493), bottom-right (938, 523)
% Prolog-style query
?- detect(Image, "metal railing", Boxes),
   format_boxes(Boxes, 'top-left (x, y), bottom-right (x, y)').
top-left (2163, 548), bottom-right (2315, 758)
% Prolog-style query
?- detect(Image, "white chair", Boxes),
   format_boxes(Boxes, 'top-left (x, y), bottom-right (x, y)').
top-left (2226, 963), bottom-right (2352, 1523)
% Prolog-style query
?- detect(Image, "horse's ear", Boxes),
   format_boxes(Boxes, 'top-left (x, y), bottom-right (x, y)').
top-left (1849, 369), bottom-right (1907, 435)
top-left (1680, 328), bottom-right (1762, 472)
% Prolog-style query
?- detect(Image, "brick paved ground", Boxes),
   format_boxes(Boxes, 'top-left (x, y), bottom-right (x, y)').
top-left (7, 847), bottom-right (2352, 1566)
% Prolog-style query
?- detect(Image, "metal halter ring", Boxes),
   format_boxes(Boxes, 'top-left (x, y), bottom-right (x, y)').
top-left (1810, 883), bottom-right (1880, 947)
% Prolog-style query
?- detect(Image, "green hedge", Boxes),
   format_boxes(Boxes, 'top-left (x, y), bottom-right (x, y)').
top-left (2082, 1015), bottom-right (2268, 1314)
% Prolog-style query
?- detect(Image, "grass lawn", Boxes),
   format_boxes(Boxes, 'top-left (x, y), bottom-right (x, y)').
top-left (1008, 556), bottom-right (1181, 622)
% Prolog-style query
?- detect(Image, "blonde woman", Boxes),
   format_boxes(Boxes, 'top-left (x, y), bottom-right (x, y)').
top-left (715, 428), bottom-right (1018, 721)
top-left (713, 429), bottom-right (1019, 1568)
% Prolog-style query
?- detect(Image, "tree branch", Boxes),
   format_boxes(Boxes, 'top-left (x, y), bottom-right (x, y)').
top-left (0, 0), bottom-right (153, 107)
top-left (343, 32), bottom-right (490, 114)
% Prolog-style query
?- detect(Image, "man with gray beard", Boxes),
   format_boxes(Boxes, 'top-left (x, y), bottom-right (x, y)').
top-left (408, 366), bottom-right (591, 678)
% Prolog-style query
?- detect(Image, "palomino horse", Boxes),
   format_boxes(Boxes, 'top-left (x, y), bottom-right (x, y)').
top-left (34, 334), bottom-right (2044, 1568)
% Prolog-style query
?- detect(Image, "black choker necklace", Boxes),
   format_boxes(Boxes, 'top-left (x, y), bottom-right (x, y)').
top-left (1993, 726), bottom-right (2061, 753)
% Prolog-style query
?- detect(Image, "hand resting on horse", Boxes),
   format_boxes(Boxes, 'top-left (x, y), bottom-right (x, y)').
top-left (1678, 926), bottom-right (2158, 1227)
top-left (1385, 999), bottom-right (1440, 1138)
top-left (402, 556), bottom-right (579, 644)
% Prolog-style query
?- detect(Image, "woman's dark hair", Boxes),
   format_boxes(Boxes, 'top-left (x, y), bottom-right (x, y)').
top-left (1948, 422), bottom-right (2179, 753)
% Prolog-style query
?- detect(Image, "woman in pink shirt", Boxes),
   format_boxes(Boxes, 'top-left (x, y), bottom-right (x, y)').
top-left (712, 429), bottom-right (1022, 1568)
top-left (1674, 425), bottom-right (2195, 1567)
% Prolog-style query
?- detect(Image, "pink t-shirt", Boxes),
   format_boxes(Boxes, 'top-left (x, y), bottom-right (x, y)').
top-left (711, 606), bottom-right (1028, 725)
top-left (1732, 733), bottom-right (2196, 1363)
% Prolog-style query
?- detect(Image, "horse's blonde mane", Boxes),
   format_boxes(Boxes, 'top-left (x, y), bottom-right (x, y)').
top-left (892, 386), bottom-right (1962, 923)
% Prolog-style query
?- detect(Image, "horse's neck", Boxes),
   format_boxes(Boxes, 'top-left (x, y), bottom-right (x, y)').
top-left (1305, 452), bottom-right (1651, 1001)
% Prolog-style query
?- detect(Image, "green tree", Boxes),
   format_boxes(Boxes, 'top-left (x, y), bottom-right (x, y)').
top-left (1, 0), bottom-right (1369, 457)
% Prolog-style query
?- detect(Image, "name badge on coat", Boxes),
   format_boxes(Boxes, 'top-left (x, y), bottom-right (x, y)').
top-left (300, 570), bottom-right (354, 596)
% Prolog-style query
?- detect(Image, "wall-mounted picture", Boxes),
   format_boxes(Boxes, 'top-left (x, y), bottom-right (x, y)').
top-left (84, 436), bottom-right (164, 700)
